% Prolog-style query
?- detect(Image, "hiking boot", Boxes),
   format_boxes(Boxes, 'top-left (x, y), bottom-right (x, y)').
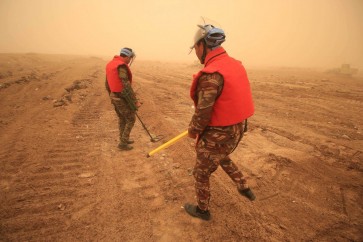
top-left (127, 139), bottom-right (134, 144)
top-left (238, 188), bottom-right (256, 201)
top-left (184, 203), bottom-right (211, 221)
top-left (118, 143), bottom-right (133, 151)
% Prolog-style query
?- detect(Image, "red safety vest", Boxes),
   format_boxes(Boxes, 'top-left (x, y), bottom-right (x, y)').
top-left (190, 47), bottom-right (254, 126)
top-left (105, 56), bottom-right (133, 92)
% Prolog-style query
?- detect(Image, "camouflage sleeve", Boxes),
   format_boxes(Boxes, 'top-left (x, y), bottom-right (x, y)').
top-left (118, 66), bottom-right (129, 81)
top-left (189, 72), bottom-right (224, 135)
top-left (118, 66), bottom-right (137, 101)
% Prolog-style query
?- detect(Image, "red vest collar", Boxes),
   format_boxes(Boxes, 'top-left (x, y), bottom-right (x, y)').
top-left (204, 47), bottom-right (227, 66)
top-left (114, 55), bottom-right (127, 62)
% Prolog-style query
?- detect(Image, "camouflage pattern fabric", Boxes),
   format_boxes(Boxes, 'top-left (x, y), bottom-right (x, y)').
top-left (106, 66), bottom-right (137, 145)
top-left (189, 73), bottom-right (223, 136)
top-left (189, 72), bottom-right (249, 211)
top-left (109, 93), bottom-right (136, 145)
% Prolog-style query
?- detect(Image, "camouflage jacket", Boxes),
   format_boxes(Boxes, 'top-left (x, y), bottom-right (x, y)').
top-left (105, 66), bottom-right (137, 104)
top-left (189, 72), bottom-right (223, 135)
top-left (189, 72), bottom-right (246, 139)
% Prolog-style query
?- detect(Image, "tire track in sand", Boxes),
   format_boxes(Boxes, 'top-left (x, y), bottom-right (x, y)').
top-left (0, 92), bottom-right (105, 241)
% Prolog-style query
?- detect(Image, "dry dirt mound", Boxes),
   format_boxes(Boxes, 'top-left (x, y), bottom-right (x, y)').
top-left (0, 54), bottom-right (362, 241)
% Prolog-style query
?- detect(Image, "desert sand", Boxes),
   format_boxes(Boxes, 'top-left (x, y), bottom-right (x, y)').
top-left (0, 53), bottom-right (362, 241)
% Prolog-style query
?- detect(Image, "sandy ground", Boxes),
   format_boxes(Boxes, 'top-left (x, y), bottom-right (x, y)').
top-left (0, 53), bottom-right (362, 241)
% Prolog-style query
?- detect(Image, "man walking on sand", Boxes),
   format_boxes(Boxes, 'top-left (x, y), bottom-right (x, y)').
top-left (105, 47), bottom-right (138, 151)
top-left (184, 24), bottom-right (256, 221)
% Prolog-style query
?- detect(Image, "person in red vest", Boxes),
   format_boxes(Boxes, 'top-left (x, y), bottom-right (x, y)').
top-left (105, 47), bottom-right (138, 150)
top-left (184, 24), bottom-right (256, 220)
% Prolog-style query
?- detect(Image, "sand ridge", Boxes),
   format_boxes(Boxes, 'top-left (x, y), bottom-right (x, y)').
top-left (0, 53), bottom-right (362, 241)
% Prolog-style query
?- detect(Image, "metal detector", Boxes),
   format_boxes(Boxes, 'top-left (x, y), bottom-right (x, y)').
top-left (135, 112), bottom-right (163, 142)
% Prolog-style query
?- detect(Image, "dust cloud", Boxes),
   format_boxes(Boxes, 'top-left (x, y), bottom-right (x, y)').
top-left (1, 0), bottom-right (362, 69)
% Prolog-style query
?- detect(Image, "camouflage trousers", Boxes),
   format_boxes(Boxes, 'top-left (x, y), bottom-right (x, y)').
top-left (193, 121), bottom-right (249, 211)
top-left (110, 93), bottom-right (136, 145)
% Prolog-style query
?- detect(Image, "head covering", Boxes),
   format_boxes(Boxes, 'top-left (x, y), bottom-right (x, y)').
top-left (190, 24), bottom-right (225, 50)
top-left (120, 48), bottom-right (135, 57)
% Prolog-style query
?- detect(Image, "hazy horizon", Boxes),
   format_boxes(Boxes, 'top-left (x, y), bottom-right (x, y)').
top-left (1, 0), bottom-right (362, 69)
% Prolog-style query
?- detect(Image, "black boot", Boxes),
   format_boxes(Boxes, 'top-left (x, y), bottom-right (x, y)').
top-left (184, 203), bottom-right (211, 221)
top-left (118, 143), bottom-right (133, 150)
top-left (238, 188), bottom-right (256, 201)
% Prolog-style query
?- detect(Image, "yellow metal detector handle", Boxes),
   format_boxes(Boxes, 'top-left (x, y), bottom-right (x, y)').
top-left (146, 130), bottom-right (188, 158)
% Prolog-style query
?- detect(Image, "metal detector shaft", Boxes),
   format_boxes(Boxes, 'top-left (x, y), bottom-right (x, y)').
top-left (146, 130), bottom-right (188, 158)
top-left (135, 112), bottom-right (154, 140)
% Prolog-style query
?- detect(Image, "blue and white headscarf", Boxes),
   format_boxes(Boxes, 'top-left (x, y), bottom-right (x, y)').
top-left (120, 48), bottom-right (135, 57)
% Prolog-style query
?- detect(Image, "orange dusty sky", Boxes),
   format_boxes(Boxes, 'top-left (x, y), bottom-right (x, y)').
top-left (0, 0), bottom-right (362, 69)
